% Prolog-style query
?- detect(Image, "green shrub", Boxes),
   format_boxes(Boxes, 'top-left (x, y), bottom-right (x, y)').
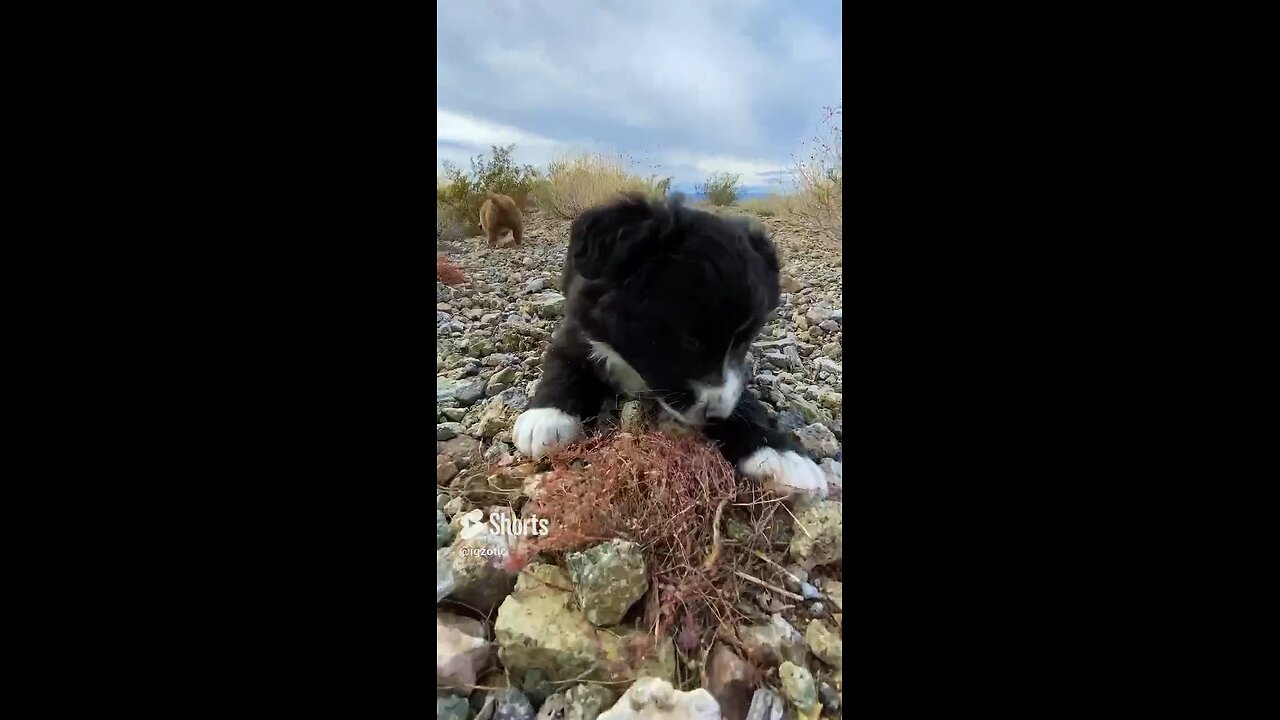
top-left (436, 145), bottom-right (541, 235)
top-left (696, 172), bottom-right (741, 206)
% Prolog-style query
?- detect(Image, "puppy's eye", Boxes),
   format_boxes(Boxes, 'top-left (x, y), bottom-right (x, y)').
top-left (681, 336), bottom-right (701, 351)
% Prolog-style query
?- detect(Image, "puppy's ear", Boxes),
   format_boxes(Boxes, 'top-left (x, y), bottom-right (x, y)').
top-left (570, 193), bottom-right (672, 280)
top-left (739, 217), bottom-right (780, 274)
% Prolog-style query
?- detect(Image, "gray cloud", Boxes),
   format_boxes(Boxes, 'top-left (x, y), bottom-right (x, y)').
top-left (437, 0), bottom-right (841, 191)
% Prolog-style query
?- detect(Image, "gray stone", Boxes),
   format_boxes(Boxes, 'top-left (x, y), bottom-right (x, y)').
top-left (530, 292), bottom-right (566, 318)
top-left (437, 422), bottom-right (465, 441)
top-left (793, 423), bottom-right (840, 459)
top-left (783, 345), bottom-right (802, 369)
top-left (565, 539), bottom-right (649, 627)
top-left (438, 695), bottom-right (470, 720)
top-left (444, 495), bottom-right (467, 516)
top-left (437, 509), bottom-right (453, 549)
top-left (551, 684), bottom-right (618, 720)
top-left (819, 459), bottom-right (842, 491)
top-left (491, 688), bottom-right (536, 720)
top-left (437, 456), bottom-right (460, 484)
top-left (774, 408), bottom-right (807, 433)
top-left (804, 307), bottom-right (832, 326)
top-left (439, 532), bottom-right (518, 614)
top-left (456, 379), bottom-right (487, 406)
top-left (818, 683), bottom-right (840, 713)
top-left (479, 396), bottom-right (518, 438)
top-left (491, 367), bottom-right (519, 384)
top-left (790, 397), bottom-right (827, 425)
top-left (814, 357), bottom-right (842, 375)
top-left (736, 613), bottom-right (807, 666)
top-left (497, 387), bottom-right (530, 412)
top-left (744, 688), bottom-right (785, 720)
top-left (437, 377), bottom-right (466, 404)
top-left (818, 392), bottom-right (842, 411)
top-left (468, 338), bottom-right (496, 357)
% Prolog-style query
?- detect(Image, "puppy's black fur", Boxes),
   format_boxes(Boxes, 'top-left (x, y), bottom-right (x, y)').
top-left (529, 193), bottom-right (800, 464)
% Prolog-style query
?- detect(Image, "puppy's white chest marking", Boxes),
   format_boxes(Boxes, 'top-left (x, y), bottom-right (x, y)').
top-left (588, 341), bottom-right (649, 395)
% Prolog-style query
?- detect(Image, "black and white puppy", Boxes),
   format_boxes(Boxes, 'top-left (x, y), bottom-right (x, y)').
top-left (512, 193), bottom-right (826, 497)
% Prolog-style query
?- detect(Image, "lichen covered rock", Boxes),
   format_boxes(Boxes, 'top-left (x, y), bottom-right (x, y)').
top-left (805, 619), bottom-right (842, 669)
top-left (565, 539), bottom-right (649, 627)
top-left (779, 662), bottom-right (820, 720)
top-left (496, 564), bottom-right (673, 703)
top-left (788, 500), bottom-right (842, 569)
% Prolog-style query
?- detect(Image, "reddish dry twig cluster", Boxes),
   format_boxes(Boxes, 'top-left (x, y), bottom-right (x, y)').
top-left (437, 256), bottom-right (467, 286)
top-left (518, 432), bottom-right (791, 649)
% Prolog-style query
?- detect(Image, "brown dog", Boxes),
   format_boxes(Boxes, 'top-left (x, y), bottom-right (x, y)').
top-left (479, 190), bottom-right (523, 248)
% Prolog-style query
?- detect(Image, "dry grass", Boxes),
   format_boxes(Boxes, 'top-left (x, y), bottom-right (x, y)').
top-left (739, 193), bottom-right (798, 218)
top-left (531, 153), bottom-right (671, 219)
top-left (436, 200), bottom-right (468, 244)
top-left (514, 432), bottom-right (795, 654)
top-left (787, 103), bottom-right (842, 247)
top-left (735, 105), bottom-right (842, 251)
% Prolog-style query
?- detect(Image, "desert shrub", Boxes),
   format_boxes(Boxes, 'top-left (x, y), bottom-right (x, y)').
top-left (788, 103), bottom-right (842, 247)
top-left (531, 153), bottom-right (671, 219)
top-left (436, 200), bottom-right (467, 244)
top-left (696, 172), bottom-right (741, 207)
top-left (436, 145), bottom-right (541, 236)
top-left (436, 256), bottom-right (467, 285)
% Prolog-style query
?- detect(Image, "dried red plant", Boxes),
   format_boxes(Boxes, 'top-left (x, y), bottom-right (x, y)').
top-left (520, 432), bottom-right (790, 645)
top-left (436, 256), bottom-right (467, 285)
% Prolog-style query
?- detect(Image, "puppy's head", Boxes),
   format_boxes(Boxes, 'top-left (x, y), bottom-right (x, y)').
top-left (568, 193), bottom-right (781, 425)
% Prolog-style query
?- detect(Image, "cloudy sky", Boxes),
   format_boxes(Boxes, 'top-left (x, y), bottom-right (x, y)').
top-left (437, 0), bottom-right (842, 194)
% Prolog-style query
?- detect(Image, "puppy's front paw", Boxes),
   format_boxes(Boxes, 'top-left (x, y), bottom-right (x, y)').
top-left (513, 407), bottom-right (583, 460)
top-left (738, 447), bottom-right (829, 502)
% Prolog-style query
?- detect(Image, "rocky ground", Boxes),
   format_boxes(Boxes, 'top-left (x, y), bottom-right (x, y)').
top-left (437, 207), bottom-right (843, 720)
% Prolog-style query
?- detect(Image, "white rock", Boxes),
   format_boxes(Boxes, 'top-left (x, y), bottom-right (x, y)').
top-left (597, 677), bottom-right (720, 720)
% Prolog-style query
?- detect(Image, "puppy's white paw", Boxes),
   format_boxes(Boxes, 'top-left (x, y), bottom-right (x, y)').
top-left (513, 407), bottom-right (583, 460)
top-left (739, 447), bottom-right (829, 502)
